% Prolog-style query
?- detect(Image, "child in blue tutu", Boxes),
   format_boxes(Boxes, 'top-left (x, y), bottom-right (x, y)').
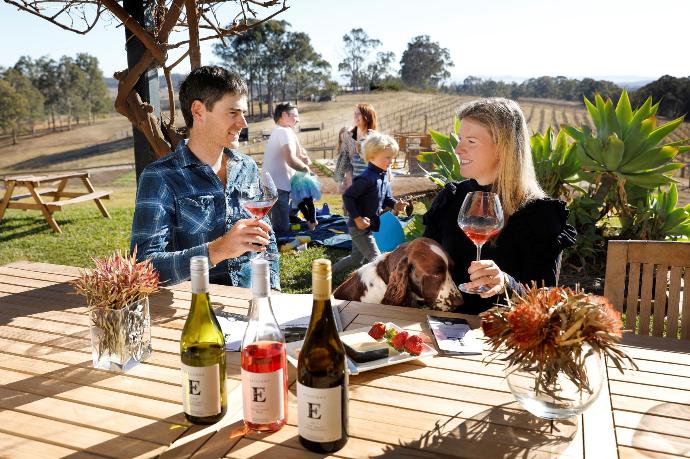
top-left (291, 169), bottom-right (322, 231)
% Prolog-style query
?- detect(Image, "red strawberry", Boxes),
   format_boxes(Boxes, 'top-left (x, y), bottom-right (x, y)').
top-left (368, 322), bottom-right (387, 340)
top-left (390, 330), bottom-right (409, 351)
top-left (404, 334), bottom-right (424, 356)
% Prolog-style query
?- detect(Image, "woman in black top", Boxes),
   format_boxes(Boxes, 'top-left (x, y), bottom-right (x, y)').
top-left (423, 98), bottom-right (576, 314)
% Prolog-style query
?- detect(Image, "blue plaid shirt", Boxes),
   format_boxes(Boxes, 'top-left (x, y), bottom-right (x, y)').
top-left (130, 141), bottom-right (280, 289)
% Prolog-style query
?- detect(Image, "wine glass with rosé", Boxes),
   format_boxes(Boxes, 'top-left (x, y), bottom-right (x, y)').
top-left (240, 170), bottom-right (279, 261)
top-left (457, 191), bottom-right (504, 294)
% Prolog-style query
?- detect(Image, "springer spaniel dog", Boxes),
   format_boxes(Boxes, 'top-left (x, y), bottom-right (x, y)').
top-left (333, 237), bottom-right (463, 311)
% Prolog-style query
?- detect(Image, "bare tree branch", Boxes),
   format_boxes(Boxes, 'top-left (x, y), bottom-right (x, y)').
top-left (184, 0), bottom-right (201, 69)
top-left (4, 0), bottom-right (289, 162)
top-left (99, 0), bottom-right (166, 64)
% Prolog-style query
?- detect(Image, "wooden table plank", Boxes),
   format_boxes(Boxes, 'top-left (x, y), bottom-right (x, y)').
top-left (0, 410), bottom-right (167, 458)
top-left (0, 386), bottom-right (184, 445)
top-left (582, 361), bottom-right (617, 459)
top-left (0, 432), bottom-right (94, 459)
top-left (616, 425), bottom-right (690, 457)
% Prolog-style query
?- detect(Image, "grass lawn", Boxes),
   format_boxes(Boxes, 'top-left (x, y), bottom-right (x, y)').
top-left (0, 187), bottom-right (352, 293)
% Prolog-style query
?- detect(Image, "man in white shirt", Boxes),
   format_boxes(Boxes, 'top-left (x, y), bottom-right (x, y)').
top-left (263, 102), bottom-right (310, 235)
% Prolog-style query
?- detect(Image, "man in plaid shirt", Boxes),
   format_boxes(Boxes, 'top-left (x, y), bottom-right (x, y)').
top-left (130, 66), bottom-right (279, 288)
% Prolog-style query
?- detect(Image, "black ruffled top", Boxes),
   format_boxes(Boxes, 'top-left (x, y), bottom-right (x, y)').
top-left (423, 179), bottom-right (576, 314)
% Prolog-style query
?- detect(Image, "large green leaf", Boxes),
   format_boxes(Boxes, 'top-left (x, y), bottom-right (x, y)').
top-left (623, 173), bottom-right (674, 188)
top-left (615, 90), bottom-right (633, 133)
top-left (619, 145), bottom-right (679, 173)
top-left (602, 134), bottom-right (625, 170)
top-left (643, 116), bottom-right (685, 149)
top-left (428, 129), bottom-right (453, 154)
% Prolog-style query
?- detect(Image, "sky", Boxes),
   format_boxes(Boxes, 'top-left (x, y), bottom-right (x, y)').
top-left (0, 0), bottom-right (688, 84)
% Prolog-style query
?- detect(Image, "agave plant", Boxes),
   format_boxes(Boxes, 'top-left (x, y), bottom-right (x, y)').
top-left (624, 184), bottom-right (690, 240)
top-left (562, 90), bottom-right (689, 217)
top-left (417, 116), bottom-right (463, 186)
top-left (531, 127), bottom-right (581, 199)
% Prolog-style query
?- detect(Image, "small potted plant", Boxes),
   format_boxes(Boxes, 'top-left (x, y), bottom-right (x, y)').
top-left (480, 285), bottom-right (637, 420)
top-left (72, 248), bottom-right (159, 372)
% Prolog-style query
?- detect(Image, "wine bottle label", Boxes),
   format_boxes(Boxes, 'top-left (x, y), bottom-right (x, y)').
top-left (181, 362), bottom-right (221, 417)
top-left (241, 368), bottom-right (285, 424)
top-left (297, 383), bottom-right (342, 442)
top-left (191, 270), bottom-right (209, 293)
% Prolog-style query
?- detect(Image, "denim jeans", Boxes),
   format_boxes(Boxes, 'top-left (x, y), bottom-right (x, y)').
top-left (269, 189), bottom-right (291, 236)
top-left (333, 225), bottom-right (381, 277)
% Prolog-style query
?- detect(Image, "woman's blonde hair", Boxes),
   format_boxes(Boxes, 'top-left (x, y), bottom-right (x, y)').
top-left (457, 97), bottom-right (544, 219)
top-left (362, 132), bottom-right (399, 162)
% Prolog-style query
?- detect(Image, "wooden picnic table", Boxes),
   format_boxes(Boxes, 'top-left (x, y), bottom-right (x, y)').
top-left (0, 261), bottom-right (688, 458)
top-left (0, 171), bottom-right (111, 233)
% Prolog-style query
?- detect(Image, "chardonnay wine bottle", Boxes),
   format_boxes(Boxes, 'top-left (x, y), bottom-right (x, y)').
top-left (180, 255), bottom-right (227, 424)
top-left (241, 258), bottom-right (288, 432)
top-left (297, 259), bottom-right (349, 453)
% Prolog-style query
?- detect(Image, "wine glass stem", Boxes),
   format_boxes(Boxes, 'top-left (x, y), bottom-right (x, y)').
top-left (475, 243), bottom-right (483, 262)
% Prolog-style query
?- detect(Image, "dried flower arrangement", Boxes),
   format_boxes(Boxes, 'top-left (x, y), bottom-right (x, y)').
top-left (480, 285), bottom-right (637, 399)
top-left (72, 248), bottom-right (159, 311)
top-left (72, 248), bottom-right (159, 367)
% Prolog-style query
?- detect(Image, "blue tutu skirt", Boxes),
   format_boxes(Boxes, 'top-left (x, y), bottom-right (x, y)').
top-left (290, 172), bottom-right (321, 203)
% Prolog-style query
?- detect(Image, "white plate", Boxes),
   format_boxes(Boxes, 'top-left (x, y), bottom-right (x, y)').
top-left (286, 322), bottom-right (437, 376)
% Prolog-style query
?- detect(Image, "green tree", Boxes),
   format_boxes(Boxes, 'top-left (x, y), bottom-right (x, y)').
top-left (633, 75), bottom-right (690, 119)
top-left (2, 67), bottom-right (44, 135)
top-left (214, 19), bottom-right (266, 117)
top-left (214, 19), bottom-right (289, 117)
top-left (366, 51), bottom-right (395, 89)
top-left (76, 53), bottom-right (111, 124)
top-left (278, 30), bottom-right (331, 102)
top-left (215, 22), bottom-right (331, 116)
top-left (400, 35), bottom-right (453, 89)
top-left (338, 28), bottom-right (381, 92)
top-left (38, 57), bottom-right (62, 130)
top-left (57, 56), bottom-right (88, 129)
top-left (0, 79), bottom-right (29, 144)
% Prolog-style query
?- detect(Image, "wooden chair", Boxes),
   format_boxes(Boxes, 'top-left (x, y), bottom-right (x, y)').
top-left (604, 240), bottom-right (690, 340)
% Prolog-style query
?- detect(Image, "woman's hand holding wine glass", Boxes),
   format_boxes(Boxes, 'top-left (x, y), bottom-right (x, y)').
top-left (457, 191), bottom-right (505, 295)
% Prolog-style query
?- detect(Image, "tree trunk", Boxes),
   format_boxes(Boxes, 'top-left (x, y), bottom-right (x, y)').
top-left (248, 76), bottom-right (254, 117)
top-left (267, 77), bottom-right (274, 119)
top-left (51, 107), bottom-right (56, 131)
top-left (11, 127), bottom-right (17, 145)
top-left (259, 80), bottom-right (264, 118)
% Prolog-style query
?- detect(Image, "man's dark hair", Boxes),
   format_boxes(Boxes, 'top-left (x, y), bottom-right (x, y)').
top-left (273, 102), bottom-right (297, 123)
top-left (179, 66), bottom-right (248, 128)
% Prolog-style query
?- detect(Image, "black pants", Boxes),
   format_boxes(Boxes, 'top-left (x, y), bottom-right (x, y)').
top-left (297, 198), bottom-right (316, 223)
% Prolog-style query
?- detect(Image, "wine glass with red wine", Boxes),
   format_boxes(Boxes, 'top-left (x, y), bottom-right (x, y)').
top-left (240, 171), bottom-right (279, 261)
top-left (457, 191), bottom-right (504, 294)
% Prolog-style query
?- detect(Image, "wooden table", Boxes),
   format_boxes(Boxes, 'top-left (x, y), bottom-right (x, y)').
top-left (1, 261), bottom-right (688, 458)
top-left (0, 172), bottom-right (111, 233)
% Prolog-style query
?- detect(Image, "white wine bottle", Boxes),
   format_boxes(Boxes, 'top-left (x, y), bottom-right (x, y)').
top-left (297, 259), bottom-right (349, 453)
top-left (180, 255), bottom-right (227, 424)
top-left (241, 258), bottom-right (288, 432)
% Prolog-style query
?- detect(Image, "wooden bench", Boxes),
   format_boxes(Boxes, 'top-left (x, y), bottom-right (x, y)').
top-left (0, 171), bottom-right (111, 234)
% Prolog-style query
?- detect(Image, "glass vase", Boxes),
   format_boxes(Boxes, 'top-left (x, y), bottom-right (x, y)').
top-left (506, 348), bottom-right (605, 420)
top-left (89, 297), bottom-right (152, 372)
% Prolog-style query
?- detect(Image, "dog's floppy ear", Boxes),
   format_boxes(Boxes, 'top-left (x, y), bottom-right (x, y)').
top-left (333, 272), bottom-right (364, 301)
top-left (381, 255), bottom-right (412, 306)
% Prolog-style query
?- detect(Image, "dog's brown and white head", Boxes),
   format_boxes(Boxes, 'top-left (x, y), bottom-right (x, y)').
top-left (333, 237), bottom-right (463, 311)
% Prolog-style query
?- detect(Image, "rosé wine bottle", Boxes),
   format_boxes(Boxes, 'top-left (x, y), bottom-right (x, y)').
top-left (240, 259), bottom-right (287, 432)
